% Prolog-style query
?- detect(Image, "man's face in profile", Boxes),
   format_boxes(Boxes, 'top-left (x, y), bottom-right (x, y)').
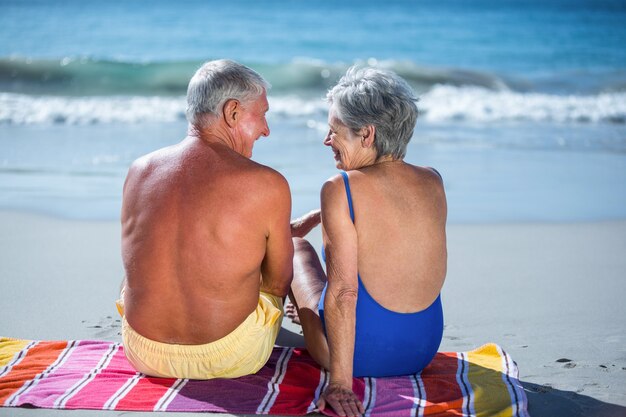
top-left (234, 92), bottom-right (270, 158)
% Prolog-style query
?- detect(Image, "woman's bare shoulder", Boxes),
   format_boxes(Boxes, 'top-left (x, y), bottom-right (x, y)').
top-left (321, 173), bottom-right (347, 198)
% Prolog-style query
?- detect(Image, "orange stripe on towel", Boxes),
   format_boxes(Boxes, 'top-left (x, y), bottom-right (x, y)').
top-left (0, 339), bottom-right (70, 405)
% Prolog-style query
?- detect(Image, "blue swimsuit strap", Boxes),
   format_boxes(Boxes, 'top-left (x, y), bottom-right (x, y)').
top-left (340, 171), bottom-right (355, 223)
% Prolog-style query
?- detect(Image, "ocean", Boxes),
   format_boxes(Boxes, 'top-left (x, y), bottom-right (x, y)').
top-left (1, 0), bottom-right (625, 222)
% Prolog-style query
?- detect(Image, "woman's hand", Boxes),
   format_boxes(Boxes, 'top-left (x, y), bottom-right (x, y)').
top-left (317, 382), bottom-right (364, 417)
top-left (290, 209), bottom-right (321, 238)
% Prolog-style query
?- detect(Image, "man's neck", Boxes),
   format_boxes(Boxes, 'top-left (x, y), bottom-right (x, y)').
top-left (187, 124), bottom-right (239, 153)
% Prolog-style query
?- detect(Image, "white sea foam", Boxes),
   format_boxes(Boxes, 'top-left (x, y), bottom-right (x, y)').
top-left (267, 89), bottom-right (626, 125)
top-left (419, 85), bottom-right (626, 124)
top-left (0, 94), bottom-right (187, 125)
top-left (0, 93), bottom-right (330, 126)
top-left (1, 87), bottom-right (625, 125)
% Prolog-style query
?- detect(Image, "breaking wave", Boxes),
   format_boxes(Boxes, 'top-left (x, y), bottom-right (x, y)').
top-left (1, 56), bottom-right (625, 125)
top-left (2, 87), bottom-right (625, 126)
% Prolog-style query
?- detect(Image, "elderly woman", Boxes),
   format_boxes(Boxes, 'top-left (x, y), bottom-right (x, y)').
top-left (290, 67), bottom-right (447, 417)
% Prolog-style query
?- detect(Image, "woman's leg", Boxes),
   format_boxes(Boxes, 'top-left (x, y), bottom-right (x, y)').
top-left (290, 237), bottom-right (330, 370)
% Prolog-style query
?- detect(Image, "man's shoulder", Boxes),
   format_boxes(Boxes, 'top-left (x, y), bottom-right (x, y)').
top-left (124, 154), bottom-right (152, 186)
top-left (129, 145), bottom-right (172, 169)
top-left (256, 163), bottom-right (289, 187)
top-left (235, 158), bottom-right (288, 189)
top-left (217, 160), bottom-right (291, 223)
top-left (123, 147), bottom-right (184, 198)
top-left (127, 153), bottom-right (152, 175)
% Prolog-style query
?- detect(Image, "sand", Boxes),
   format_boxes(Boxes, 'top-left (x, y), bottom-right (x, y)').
top-left (1, 211), bottom-right (625, 416)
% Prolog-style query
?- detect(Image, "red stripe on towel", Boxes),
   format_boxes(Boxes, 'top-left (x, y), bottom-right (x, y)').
top-left (268, 348), bottom-right (322, 415)
top-left (113, 376), bottom-right (177, 411)
top-left (422, 352), bottom-right (466, 416)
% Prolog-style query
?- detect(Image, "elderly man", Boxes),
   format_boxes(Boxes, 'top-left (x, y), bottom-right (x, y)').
top-left (117, 60), bottom-right (296, 380)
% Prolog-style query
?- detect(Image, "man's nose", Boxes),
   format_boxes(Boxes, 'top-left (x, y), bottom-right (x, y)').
top-left (323, 132), bottom-right (331, 146)
top-left (262, 120), bottom-right (270, 137)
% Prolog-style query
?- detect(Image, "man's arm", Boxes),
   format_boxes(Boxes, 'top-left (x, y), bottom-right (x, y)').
top-left (260, 172), bottom-right (294, 298)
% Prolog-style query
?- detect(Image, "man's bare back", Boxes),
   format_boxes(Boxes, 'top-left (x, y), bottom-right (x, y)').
top-left (121, 137), bottom-right (292, 345)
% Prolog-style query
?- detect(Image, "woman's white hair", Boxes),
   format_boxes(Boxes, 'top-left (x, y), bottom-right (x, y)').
top-left (186, 59), bottom-right (270, 127)
top-left (326, 66), bottom-right (419, 160)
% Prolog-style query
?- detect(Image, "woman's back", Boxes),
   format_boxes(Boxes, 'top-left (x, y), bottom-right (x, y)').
top-left (347, 161), bottom-right (447, 313)
top-left (317, 162), bottom-right (447, 376)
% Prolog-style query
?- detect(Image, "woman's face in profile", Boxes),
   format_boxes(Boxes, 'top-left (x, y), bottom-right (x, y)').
top-left (323, 105), bottom-right (365, 171)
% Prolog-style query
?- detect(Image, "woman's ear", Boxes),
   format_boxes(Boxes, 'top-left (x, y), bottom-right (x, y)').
top-left (361, 125), bottom-right (376, 148)
top-left (222, 99), bottom-right (240, 128)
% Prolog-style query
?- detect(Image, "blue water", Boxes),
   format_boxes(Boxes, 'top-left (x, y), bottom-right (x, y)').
top-left (2, 0), bottom-right (626, 72)
top-left (0, 0), bottom-right (625, 222)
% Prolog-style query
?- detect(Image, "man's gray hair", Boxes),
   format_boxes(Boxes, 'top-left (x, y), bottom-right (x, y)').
top-left (326, 66), bottom-right (418, 160)
top-left (186, 59), bottom-right (270, 127)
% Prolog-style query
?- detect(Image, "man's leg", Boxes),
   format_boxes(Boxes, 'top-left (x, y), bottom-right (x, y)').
top-left (290, 237), bottom-right (330, 370)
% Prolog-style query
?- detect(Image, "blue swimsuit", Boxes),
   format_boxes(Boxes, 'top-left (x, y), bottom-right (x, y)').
top-left (318, 171), bottom-right (444, 378)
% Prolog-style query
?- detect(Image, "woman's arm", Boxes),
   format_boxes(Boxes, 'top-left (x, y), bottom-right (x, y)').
top-left (317, 177), bottom-right (364, 417)
top-left (290, 209), bottom-right (321, 238)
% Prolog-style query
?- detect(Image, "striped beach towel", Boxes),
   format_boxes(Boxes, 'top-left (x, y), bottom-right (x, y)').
top-left (0, 337), bottom-right (528, 416)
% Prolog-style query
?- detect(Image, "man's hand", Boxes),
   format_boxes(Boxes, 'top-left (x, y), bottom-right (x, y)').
top-left (316, 382), bottom-right (364, 417)
top-left (290, 209), bottom-right (321, 238)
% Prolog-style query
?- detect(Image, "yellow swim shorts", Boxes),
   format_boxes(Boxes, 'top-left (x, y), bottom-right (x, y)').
top-left (116, 292), bottom-right (283, 380)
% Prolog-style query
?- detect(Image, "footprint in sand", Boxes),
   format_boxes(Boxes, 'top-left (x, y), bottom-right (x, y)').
top-left (83, 316), bottom-right (122, 339)
top-left (530, 384), bottom-right (554, 394)
top-left (555, 358), bottom-right (576, 368)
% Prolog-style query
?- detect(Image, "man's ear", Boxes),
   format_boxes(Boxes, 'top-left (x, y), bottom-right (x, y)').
top-left (222, 99), bottom-right (240, 128)
top-left (361, 125), bottom-right (376, 148)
